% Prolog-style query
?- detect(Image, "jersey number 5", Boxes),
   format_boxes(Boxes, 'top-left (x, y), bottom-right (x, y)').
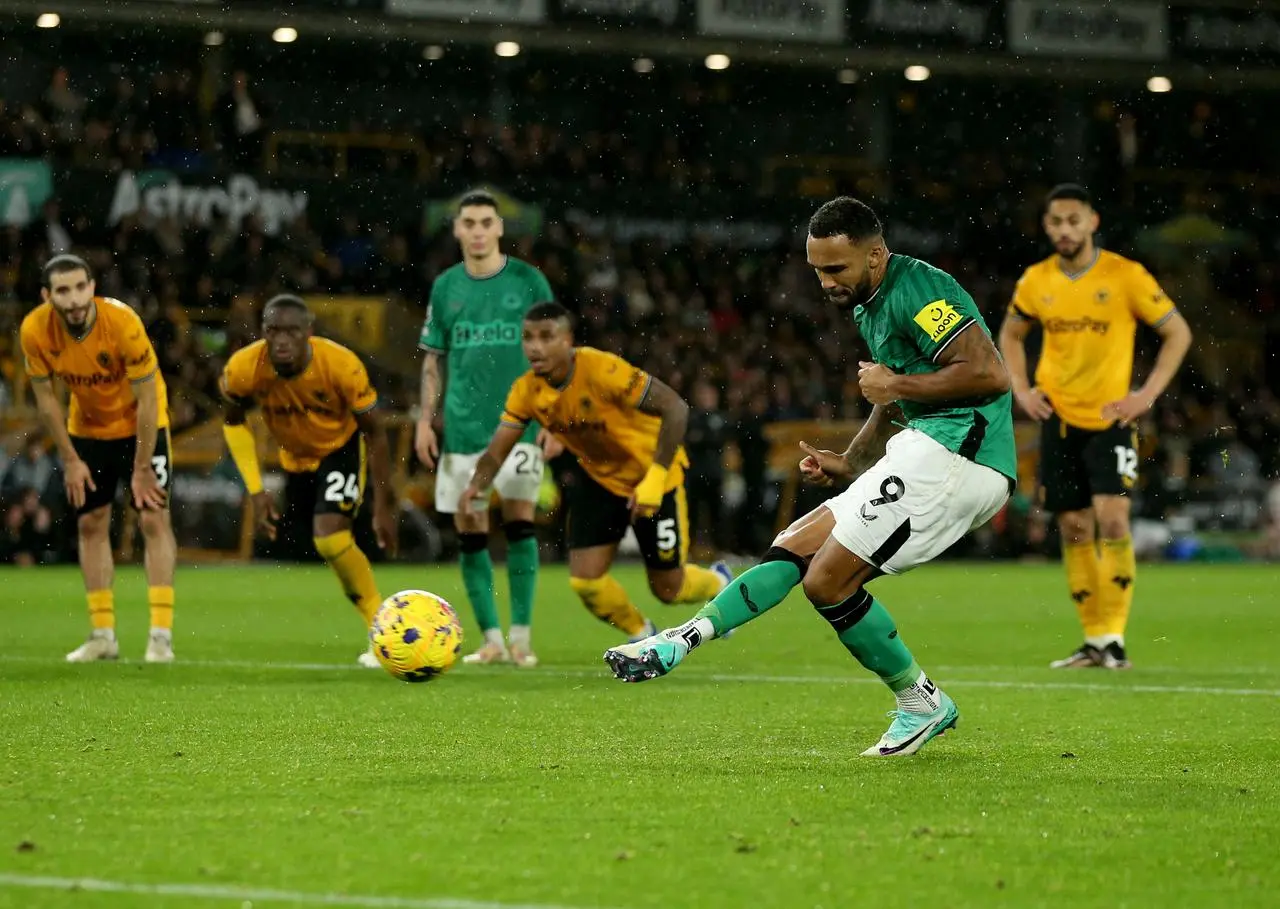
top-left (656, 518), bottom-right (678, 554)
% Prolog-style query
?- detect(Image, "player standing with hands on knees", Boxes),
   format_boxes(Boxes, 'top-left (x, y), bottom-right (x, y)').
top-left (220, 295), bottom-right (398, 667)
top-left (21, 255), bottom-right (177, 663)
top-left (999, 184), bottom-right (1191, 670)
top-left (415, 191), bottom-right (561, 668)
top-left (605, 198), bottom-right (1016, 757)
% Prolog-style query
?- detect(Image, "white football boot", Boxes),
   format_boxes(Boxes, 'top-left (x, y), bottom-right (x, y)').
top-left (66, 630), bottom-right (119, 663)
top-left (144, 630), bottom-right (174, 664)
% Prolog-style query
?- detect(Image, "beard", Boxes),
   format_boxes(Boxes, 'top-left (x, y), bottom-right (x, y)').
top-left (826, 275), bottom-right (874, 310)
top-left (1055, 239), bottom-right (1086, 261)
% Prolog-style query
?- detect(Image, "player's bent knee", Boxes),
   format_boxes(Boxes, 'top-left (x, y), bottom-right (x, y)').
top-left (801, 572), bottom-right (843, 609)
top-left (503, 520), bottom-right (536, 543)
top-left (811, 587), bottom-right (873, 633)
top-left (647, 574), bottom-right (682, 604)
top-left (138, 509), bottom-right (171, 538)
top-left (458, 532), bottom-right (488, 555)
top-left (77, 507), bottom-right (110, 537)
top-left (1097, 514), bottom-right (1131, 540)
top-left (1057, 511), bottom-right (1094, 545)
top-left (761, 545), bottom-right (808, 578)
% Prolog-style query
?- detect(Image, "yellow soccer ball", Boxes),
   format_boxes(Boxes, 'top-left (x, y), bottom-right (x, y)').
top-left (369, 589), bottom-right (463, 682)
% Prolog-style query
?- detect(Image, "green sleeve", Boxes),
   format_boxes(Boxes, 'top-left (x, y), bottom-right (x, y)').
top-left (902, 285), bottom-right (983, 363)
top-left (420, 277), bottom-right (449, 353)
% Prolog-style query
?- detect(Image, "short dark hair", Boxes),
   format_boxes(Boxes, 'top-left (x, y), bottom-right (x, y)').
top-left (525, 301), bottom-right (572, 327)
top-left (262, 293), bottom-right (313, 324)
top-left (457, 190), bottom-right (500, 215)
top-left (807, 197), bottom-right (883, 243)
top-left (42, 254), bottom-right (93, 289)
top-left (1045, 183), bottom-right (1092, 210)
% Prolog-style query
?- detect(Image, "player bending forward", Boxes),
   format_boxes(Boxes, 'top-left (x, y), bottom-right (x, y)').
top-left (461, 303), bottom-right (732, 644)
top-left (22, 255), bottom-right (177, 663)
top-left (220, 295), bottom-right (398, 666)
top-left (605, 197), bottom-right (1017, 757)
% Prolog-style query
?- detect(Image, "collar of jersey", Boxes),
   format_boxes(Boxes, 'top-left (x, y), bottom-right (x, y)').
top-left (1058, 249), bottom-right (1101, 281)
top-left (463, 255), bottom-right (509, 281)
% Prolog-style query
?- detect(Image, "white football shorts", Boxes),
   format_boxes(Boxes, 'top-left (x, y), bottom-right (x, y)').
top-left (824, 428), bottom-right (1011, 575)
top-left (434, 442), bottom-right (544, 514)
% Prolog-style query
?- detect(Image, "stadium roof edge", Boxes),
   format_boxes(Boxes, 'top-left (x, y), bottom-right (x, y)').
top-left (2, 0), bottom-right (1279, 91)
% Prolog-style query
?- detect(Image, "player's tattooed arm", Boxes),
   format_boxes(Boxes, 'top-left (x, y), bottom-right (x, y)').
top-left (798, 404), bottom-right (901, 487)
top-left (460, 423), bottom-right (524, 514)
top-left (418, 351), bottom-right (444, 424)
top-left (842, 403), bottom-right (902, 475)
top-left (892, 323), bottom-right (1011, 403)
top-left (415, 351), bottom-right (445, 469)
top-left (636, 377), bottom-right (689, 470)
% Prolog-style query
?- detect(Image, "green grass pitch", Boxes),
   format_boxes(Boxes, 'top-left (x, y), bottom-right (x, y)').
top-left (1, 561), bottom-right (1278, 909)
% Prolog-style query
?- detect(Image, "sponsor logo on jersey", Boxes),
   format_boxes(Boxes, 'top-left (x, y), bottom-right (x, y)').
top-left (544, 416), bottom-right (608, 436)
top-left (60, 368), bottom-right (126, 388)
top-left (451, 319), bottom-right (522, 349)
top-left (263, 402), bottom-right (335, 418)
top-left (912, 300), bottom-right (963, 343)
top-left (1043, 317), bottom-right (1110, 335)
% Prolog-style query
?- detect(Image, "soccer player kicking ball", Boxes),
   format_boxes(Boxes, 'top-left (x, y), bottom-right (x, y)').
top-left (1000, 184), bottom-right (1191, 670)
top-left (605, 198), bottom-right (1017, 757)
top-left (220, 295), bottom-right (398, 667)
top-left (460, 303), bottom-right (732, 647)
top-left (22, 255), bottom-right (176, 663)
top-left (416, 191), bottom-right (558, 668)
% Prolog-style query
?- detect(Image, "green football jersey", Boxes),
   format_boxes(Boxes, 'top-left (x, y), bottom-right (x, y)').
top-left (420, 257), bottom-right (552, 453)
top-left (853, 254), bottom-right (1016, 481)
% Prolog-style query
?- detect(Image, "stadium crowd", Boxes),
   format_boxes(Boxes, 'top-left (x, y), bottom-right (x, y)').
top-left (3, 61), bottom-right (1280, 564)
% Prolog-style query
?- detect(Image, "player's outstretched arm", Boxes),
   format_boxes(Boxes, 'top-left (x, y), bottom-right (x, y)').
top-left (459, 423), bottom-right (524, 515)
top-left (883, 323), bottom-right (1011, 404)
top-left (355, 408), bottom-right (399, 554)
top-left (30, 378), bottom-right (96, 510)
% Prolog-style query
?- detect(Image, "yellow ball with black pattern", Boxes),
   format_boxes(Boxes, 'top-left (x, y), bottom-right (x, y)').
top-left (370, 590), bottom-right (463, 682)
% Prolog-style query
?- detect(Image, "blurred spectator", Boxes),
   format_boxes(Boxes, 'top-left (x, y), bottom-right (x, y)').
top-left (0, 488), bottom-right (55, 566)
top-left (23, 198), bottom-right (74, 258)
top-left (1, 437), bottom-right (58, 505)
top-left (685, 380), bottom-right (729, 554)
top-left (216, 70), bottom-right (269, 169)
top-left (40, 66), bottom-right (84, 155)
